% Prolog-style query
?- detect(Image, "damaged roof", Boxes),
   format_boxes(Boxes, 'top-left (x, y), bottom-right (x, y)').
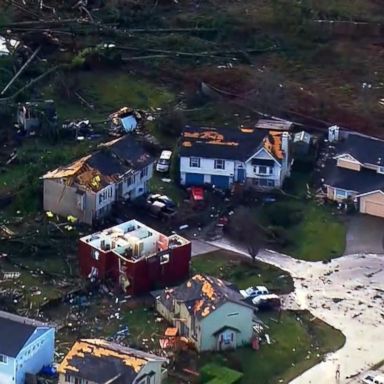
top-left (42, 135), bottom-right (153, 192)
top-left (57, 339), bottom-right (166, 384)
top-left (157, 274), bottom-right (252, 320)
top-left (179, 126), bottom-right (286, 162)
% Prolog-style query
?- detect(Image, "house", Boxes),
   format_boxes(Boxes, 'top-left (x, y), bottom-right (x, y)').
top-left (179, 125), bottom-right (291, 190)
top-left (42, 135), bottom-right (154, 225)
top-left (57, 339), bottom-right (167, 384)
top-left (318, 126), bottom-right (384, 217)
top-left (153, 274), bottom-right (254, 352)
top-left (79, 219), bottom-right (191, 294)
top-left (109, 107), bottom-right (144, 135)
top-left (0, 311), bottom-right (55, 384)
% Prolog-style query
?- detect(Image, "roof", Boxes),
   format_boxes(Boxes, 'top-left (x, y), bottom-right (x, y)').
top-left (157, 274), bottom-right (253, 320)
top-left (179, 126), bottom-right (286, 162)
top-left (255, 119), bottom-right (293, 131)
top-left (0, 311), bottom-right (48, 357)
top-left (57, 339), bottom-right (166, 383)
top-left (42, 135), bottom-right (153, 192)
top-left (334, 133), bottom-right (384, 166)
top-left (318, 158), bottom-right (384, 193)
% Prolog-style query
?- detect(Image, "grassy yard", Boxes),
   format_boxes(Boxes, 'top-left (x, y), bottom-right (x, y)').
top-left (192, 250), bottom-right (294, 294)
top-left (42, 70), bottom-right (174, 122)
top-left (199, 311), bottom-right (345, 384)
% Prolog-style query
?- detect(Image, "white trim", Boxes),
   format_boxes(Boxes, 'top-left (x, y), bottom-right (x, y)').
top-left (334, 154), bottom-right (361, 164)
top-left (245, 147), bottom-right (281, 166)
top-left (356, 190), bottom-right (384, 198)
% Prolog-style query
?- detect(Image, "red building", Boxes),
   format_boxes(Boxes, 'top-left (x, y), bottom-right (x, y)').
top-left (78, 220), bottom-right (191, 295)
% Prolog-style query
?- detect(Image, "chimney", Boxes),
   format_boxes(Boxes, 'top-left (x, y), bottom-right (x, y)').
top-left (281, 131), bottom-right (290, 175)
top-left (328, 125), bottom-right (340, 142)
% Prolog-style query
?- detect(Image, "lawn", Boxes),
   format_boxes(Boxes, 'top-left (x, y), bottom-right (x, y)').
top-left (42, 70), bottom-right (174, 122)
top-left (198, 311), bottom-right (345, 384)
top-left (192, 250), bottom-right (294, 294)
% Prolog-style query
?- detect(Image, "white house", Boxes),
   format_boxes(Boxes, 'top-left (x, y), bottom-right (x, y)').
top-left (154, 274), bottom-right (254, 352)
top-left (0, 311), bottom-right (55, 384)
top-left (179, 126), bottom-right (291, 189)
top-left (42, 135), bottom-right (154, 225)
top-left (58, 339), bottom-right (168, 384)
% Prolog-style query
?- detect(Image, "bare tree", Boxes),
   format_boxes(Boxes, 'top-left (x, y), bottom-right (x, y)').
top-left (227, 206), bottom-right (263, 262)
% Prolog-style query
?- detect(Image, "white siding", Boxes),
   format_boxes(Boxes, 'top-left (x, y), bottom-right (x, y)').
top-left (134, 360), bottom-right (164, 384)
top-left (180, 156), bottom-right (235, 177)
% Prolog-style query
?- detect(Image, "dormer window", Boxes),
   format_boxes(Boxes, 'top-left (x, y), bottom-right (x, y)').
top-left (378, 166), bottom-right (384, 174)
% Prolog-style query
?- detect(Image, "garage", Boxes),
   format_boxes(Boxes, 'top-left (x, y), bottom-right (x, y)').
top-left (359, 191), bottom-right (384, 218)
top-left (211, 175), bottom-right (230, 189)
top-left (185, 172), bottom-right (204, 186)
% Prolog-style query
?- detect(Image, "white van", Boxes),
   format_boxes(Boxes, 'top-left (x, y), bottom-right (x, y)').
top-left (156, 150), bottom-right (172, 173)
top-left (362, 371), bottom-right (384, 384)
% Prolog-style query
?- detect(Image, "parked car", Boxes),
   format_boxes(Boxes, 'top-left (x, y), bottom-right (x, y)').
top-left (252, 294), bottom-right (281, 310)
top-left (362, 372), bottom-right (384, 384)
top-left (156, 150), bottom-right (172, 173)
top-left (240, 286), bottom-right (269, 299)
top-left (146, 193), bottom-right (177, 219)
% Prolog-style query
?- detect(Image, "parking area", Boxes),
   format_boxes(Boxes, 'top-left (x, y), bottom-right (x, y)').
top-left (345, 214), bottom-right (384, 255)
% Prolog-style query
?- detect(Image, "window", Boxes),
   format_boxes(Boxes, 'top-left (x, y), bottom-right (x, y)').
top-left (190, 157), bottom-right (200, 168)
top-left (140, 167), bottom-right (148, 179)
top-left (378, 166), bottom-right (384, 174)
top-left (126, 176), bottom-right (132, 186)
top-left (0, 354), bottom-right (7, 364)
top-left (214, 159), bottom-right (225, 170)
top-left (91, 249), bottom-right (100, 261)
top-left (254, 166), bottom-right (273, 175)
top-left (160, 253), bottom-right (170, 264)
top-left (335, 189), bottom-right (348, 199)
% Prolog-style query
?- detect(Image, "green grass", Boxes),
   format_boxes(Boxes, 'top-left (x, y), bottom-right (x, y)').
top-left (42, 70), bottom-right (174, 122)
top-left (201, 363), bottom-right (243, 384)
top-left (192, 250), bottom-right (293, 294)
top-left (199, 311), bottom-right (345, 384)
top-left (150, 173), bottom-right (187, 206)
top-left (285, 202), bottom-right (346, 261)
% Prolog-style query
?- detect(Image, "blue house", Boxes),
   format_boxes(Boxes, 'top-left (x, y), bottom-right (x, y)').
top-left (179, 126), bottom-right (291, 190)
top-left (0, 311), bottom-right (55, 384)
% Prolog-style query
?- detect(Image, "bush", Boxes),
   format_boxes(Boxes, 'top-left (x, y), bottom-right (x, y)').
top-left (268, 225), bottom-right (292, 247)
top-left (156, 108), bottom-right (185, 137)
top-left (264, 202), bottom-right (303, 227)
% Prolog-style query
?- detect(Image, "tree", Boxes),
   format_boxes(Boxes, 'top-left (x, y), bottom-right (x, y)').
top-left (227, 206), bottom-right (263, 262)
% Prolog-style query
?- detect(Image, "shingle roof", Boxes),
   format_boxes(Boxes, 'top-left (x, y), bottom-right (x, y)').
top-left (318, 158), bottom-right (384, 193)
top-left (42, 135), bottom-right (153, 192)
top-left (334, 133), bottom-right (384, 166)
top-left (0, 311), bottom-right (47, 357)
top-left (57, 339), bottom-right (166, 384)
top-left (157, 274), bottom-right (252, 320)
top-left (179, 126), bottom-right (284, 162)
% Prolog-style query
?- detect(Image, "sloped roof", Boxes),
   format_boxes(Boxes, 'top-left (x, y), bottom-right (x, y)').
top-left (179, 126), bottom-right (285, 162)
top-left (0, 311), bottom-right (48, 357)
top-left (57, 339), bottom-right (166, 384)
top-left (334, 133), bottom-right (384, 166)
top-left (42, 135), bottom-right (153, 192)
top-left (157, 274), bottom-right (252, 320)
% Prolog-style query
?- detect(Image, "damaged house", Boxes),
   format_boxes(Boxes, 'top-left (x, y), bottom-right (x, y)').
top-left (42, 135), bottom-right (154, 225)
top-left (79, 219), bottom-right (191, 294)
top-left (179, 125), bottom-right (291, 190)
top-left (58, 339), bottom-right (167, 384)
top-left (317, 126), bottom-right (384, 218)
top-left (153, 274), bottom-right (254, 352)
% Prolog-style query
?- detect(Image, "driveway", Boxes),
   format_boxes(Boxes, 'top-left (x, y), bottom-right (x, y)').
top-left (345, 214), bottom-right (384, 255)
top-left (194, 238), bottom-right (384, 384)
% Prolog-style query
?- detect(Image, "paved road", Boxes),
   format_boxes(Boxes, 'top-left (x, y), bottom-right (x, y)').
top-left (193, 238), bottom-right (384, 384)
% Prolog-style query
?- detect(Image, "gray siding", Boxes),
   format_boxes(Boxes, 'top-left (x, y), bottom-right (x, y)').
top-left (43, 179), bottom-right (96, 225)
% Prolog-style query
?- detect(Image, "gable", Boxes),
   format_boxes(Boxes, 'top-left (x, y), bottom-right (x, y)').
top-left (357, 190), bottom-right (384, 199)
top-left (246, 147), bottom-right (281, 166)
top-left (335, 153), bottom-right (361, 163)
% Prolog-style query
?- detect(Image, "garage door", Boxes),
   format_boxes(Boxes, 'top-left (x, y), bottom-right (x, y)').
top-left (364, 200), bottom-right (384, 218)
top-left (185, 172), bottom-right (204, 186)
top-left (211, 175), bottom-right (230, 189)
